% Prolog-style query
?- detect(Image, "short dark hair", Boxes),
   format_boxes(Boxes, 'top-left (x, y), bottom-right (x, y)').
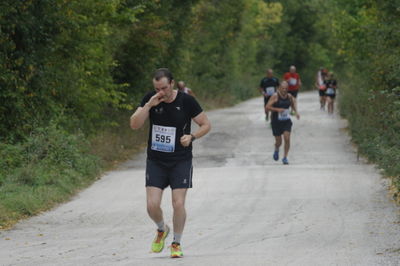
top-left (153, 68), bottom-right (174, 83)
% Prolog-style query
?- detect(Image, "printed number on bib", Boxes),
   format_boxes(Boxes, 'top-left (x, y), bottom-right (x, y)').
top-left (278, 109), bottom-right (290, 121)
top-left (326, 88), bottom-right (335, 95)
top-left (289, 78), bottom-right (297, 86)
top-left (266, 87), bottom-right (275, 96)
top-left (151, 125), bottom-right (176, 152)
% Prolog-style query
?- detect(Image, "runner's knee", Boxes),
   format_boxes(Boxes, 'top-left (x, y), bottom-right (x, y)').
top-left (172, 198), bottom-right (185, 211)
top-left (147, 200), bottom-right (161, 214)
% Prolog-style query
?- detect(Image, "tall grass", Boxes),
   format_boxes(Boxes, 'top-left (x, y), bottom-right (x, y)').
top-left (0, 121), bottom-right (100, 228)
top-left (0, 113), bottom-right (149, 228)
top-left (339, 80), bottom-right (400, 201)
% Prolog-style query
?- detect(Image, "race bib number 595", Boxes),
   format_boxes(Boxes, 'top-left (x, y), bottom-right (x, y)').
top-left (151, 125), bottom-right (176, 152)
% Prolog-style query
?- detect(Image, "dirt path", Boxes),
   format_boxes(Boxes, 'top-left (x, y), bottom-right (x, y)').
top-left (1, 91), bottom-right (399, 265)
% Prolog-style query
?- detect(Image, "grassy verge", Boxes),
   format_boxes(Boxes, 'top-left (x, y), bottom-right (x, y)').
top-left (89, 114), bottom-right (148, 171)
top-left (339, 83), bottom-right (400, 204)
top-left (0, 112), bottom-right (149, 229)
top-left (0, 122), bottom-right (100, 229)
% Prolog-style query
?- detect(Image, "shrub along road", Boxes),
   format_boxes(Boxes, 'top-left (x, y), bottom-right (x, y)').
top-left (1, 91), bottom-right (399, 265)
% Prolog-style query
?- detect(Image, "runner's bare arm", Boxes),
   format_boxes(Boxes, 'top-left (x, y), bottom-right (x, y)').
top-left (130, 92), bottom-right (164, 129)
top-left (130, 107), bottom-right (150, 130)
top-left (265, 94), bottom-right (284, 112)
top-left (192, 112), bottom-right (211, 139)
top-left (180, 112), bottom-right (211, 147)
top-left (289, 95), bottom-right (300, 120)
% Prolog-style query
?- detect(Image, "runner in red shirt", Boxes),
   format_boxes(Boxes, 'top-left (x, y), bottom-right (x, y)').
top-left (283, 65), bottom-right (302, 98)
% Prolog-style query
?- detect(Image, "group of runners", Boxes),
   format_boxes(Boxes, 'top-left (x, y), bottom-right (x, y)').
top-left (259, 65), bottom-right (301, 165)
top-left (259, 65), bottom-right (338, 165)
top-left (316, 67), bottom-right (337, 114)
top-left (130, 66), bottom-right (336, 259)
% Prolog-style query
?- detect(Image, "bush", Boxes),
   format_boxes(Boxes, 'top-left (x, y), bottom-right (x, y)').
top-left (0, 120), bottom-right (100, 227)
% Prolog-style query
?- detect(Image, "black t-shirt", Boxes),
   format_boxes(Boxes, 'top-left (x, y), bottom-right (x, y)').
top-left (260, 77), bottom-right (280, 96)
top-left (324, 79), bottom-right (337, 88)
top-left (271, 94), bottom-right (291, 122)
top-left (140, 91), bottom-right (203, 162)
top-left (324, 79), bottom-right (337, 94)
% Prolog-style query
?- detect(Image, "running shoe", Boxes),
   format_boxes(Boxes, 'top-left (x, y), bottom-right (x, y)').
top-left (273, 150), bottom-right (279, 161)
top-left (170, 242), bottom-right (183, 258)
top-left (151, 225), bottom-right (170, 253)
top-left (282, 157), bottom-right (289, 165)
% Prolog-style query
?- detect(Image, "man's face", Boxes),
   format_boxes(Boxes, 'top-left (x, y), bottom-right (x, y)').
top-left (153, 77), bottom-right (174, 99)
top-left (267, 70), bottom-right (273, 77)
top-left (280, 81), bottom-right (288, 91)
top-left (290, 66), bottom-right (296, 73)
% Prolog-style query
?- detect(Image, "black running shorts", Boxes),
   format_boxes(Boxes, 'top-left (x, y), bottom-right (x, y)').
top-left (319, 90), bottom-right (325, 97)
top-left (288, 90), bottom-right (298, 98)
top-left (271, 120), bottom-right (292, 136)
top-left (326, 94), bottom-right (336, 99)
top-left (145, 159), bottom-right (193, 190)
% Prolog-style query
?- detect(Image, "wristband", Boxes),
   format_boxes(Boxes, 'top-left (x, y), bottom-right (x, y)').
top-left (190, 134), bottom-right (196, 142)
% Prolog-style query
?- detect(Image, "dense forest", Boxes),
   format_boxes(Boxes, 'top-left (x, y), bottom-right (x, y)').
top-left (0, 0), bottom-right (399, 227)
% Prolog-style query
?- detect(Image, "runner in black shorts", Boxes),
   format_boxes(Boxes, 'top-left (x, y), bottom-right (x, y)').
top-left (130, 68), bottom-right (211, 258)
top-left (266, 80), bottom-right (300, 165)
top-left (324, 72), bottom-right (337, 115)
top-left (259, 69), bottom-right (279, 121)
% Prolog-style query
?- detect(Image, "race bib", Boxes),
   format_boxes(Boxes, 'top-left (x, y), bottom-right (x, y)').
top-left (326, 88), bottom-right (335, 95)
top-left (278, 109), bottom-right (290, 121)
top-left (266, 86), bottom-right (275, 96)
top-left (289, 77), bottom-right (297, 86)
top-left (151, 125), bottom-right (176, 152)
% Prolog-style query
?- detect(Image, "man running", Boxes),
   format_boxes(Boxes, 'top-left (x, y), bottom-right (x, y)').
top-left (177, 81), bottom-right (196, 97)
top-left (266, 80), bottom-right (300, 165)
top-left (324, 72), bottom-right (337, 115)
top-left (283, 65), bottom-right (302, 98)
top-left (130, 68), bottom-right (211, 258)
top-left (259, 69), bottom-right (279, 121)
top-left (316, 67), bottom-right (328, 110)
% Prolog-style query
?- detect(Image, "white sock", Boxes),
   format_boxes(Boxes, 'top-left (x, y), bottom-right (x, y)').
top-left (173, 233), bottom-right (182, 244)
top-left (156, 221), bottom-right (165, 232)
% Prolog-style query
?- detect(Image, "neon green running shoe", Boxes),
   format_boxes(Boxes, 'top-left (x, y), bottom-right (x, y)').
top-left (151, 225), bottom-right (169, 253)
top-left (170, 242), bottom-right (183, 258)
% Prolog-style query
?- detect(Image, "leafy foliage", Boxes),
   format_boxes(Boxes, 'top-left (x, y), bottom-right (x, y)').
top-left (0, 120), bottom-right (100, 226)
top-left (0, 0), bottom-right (139, 141)
top-left (330, 0), bottom-right (400, 195)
